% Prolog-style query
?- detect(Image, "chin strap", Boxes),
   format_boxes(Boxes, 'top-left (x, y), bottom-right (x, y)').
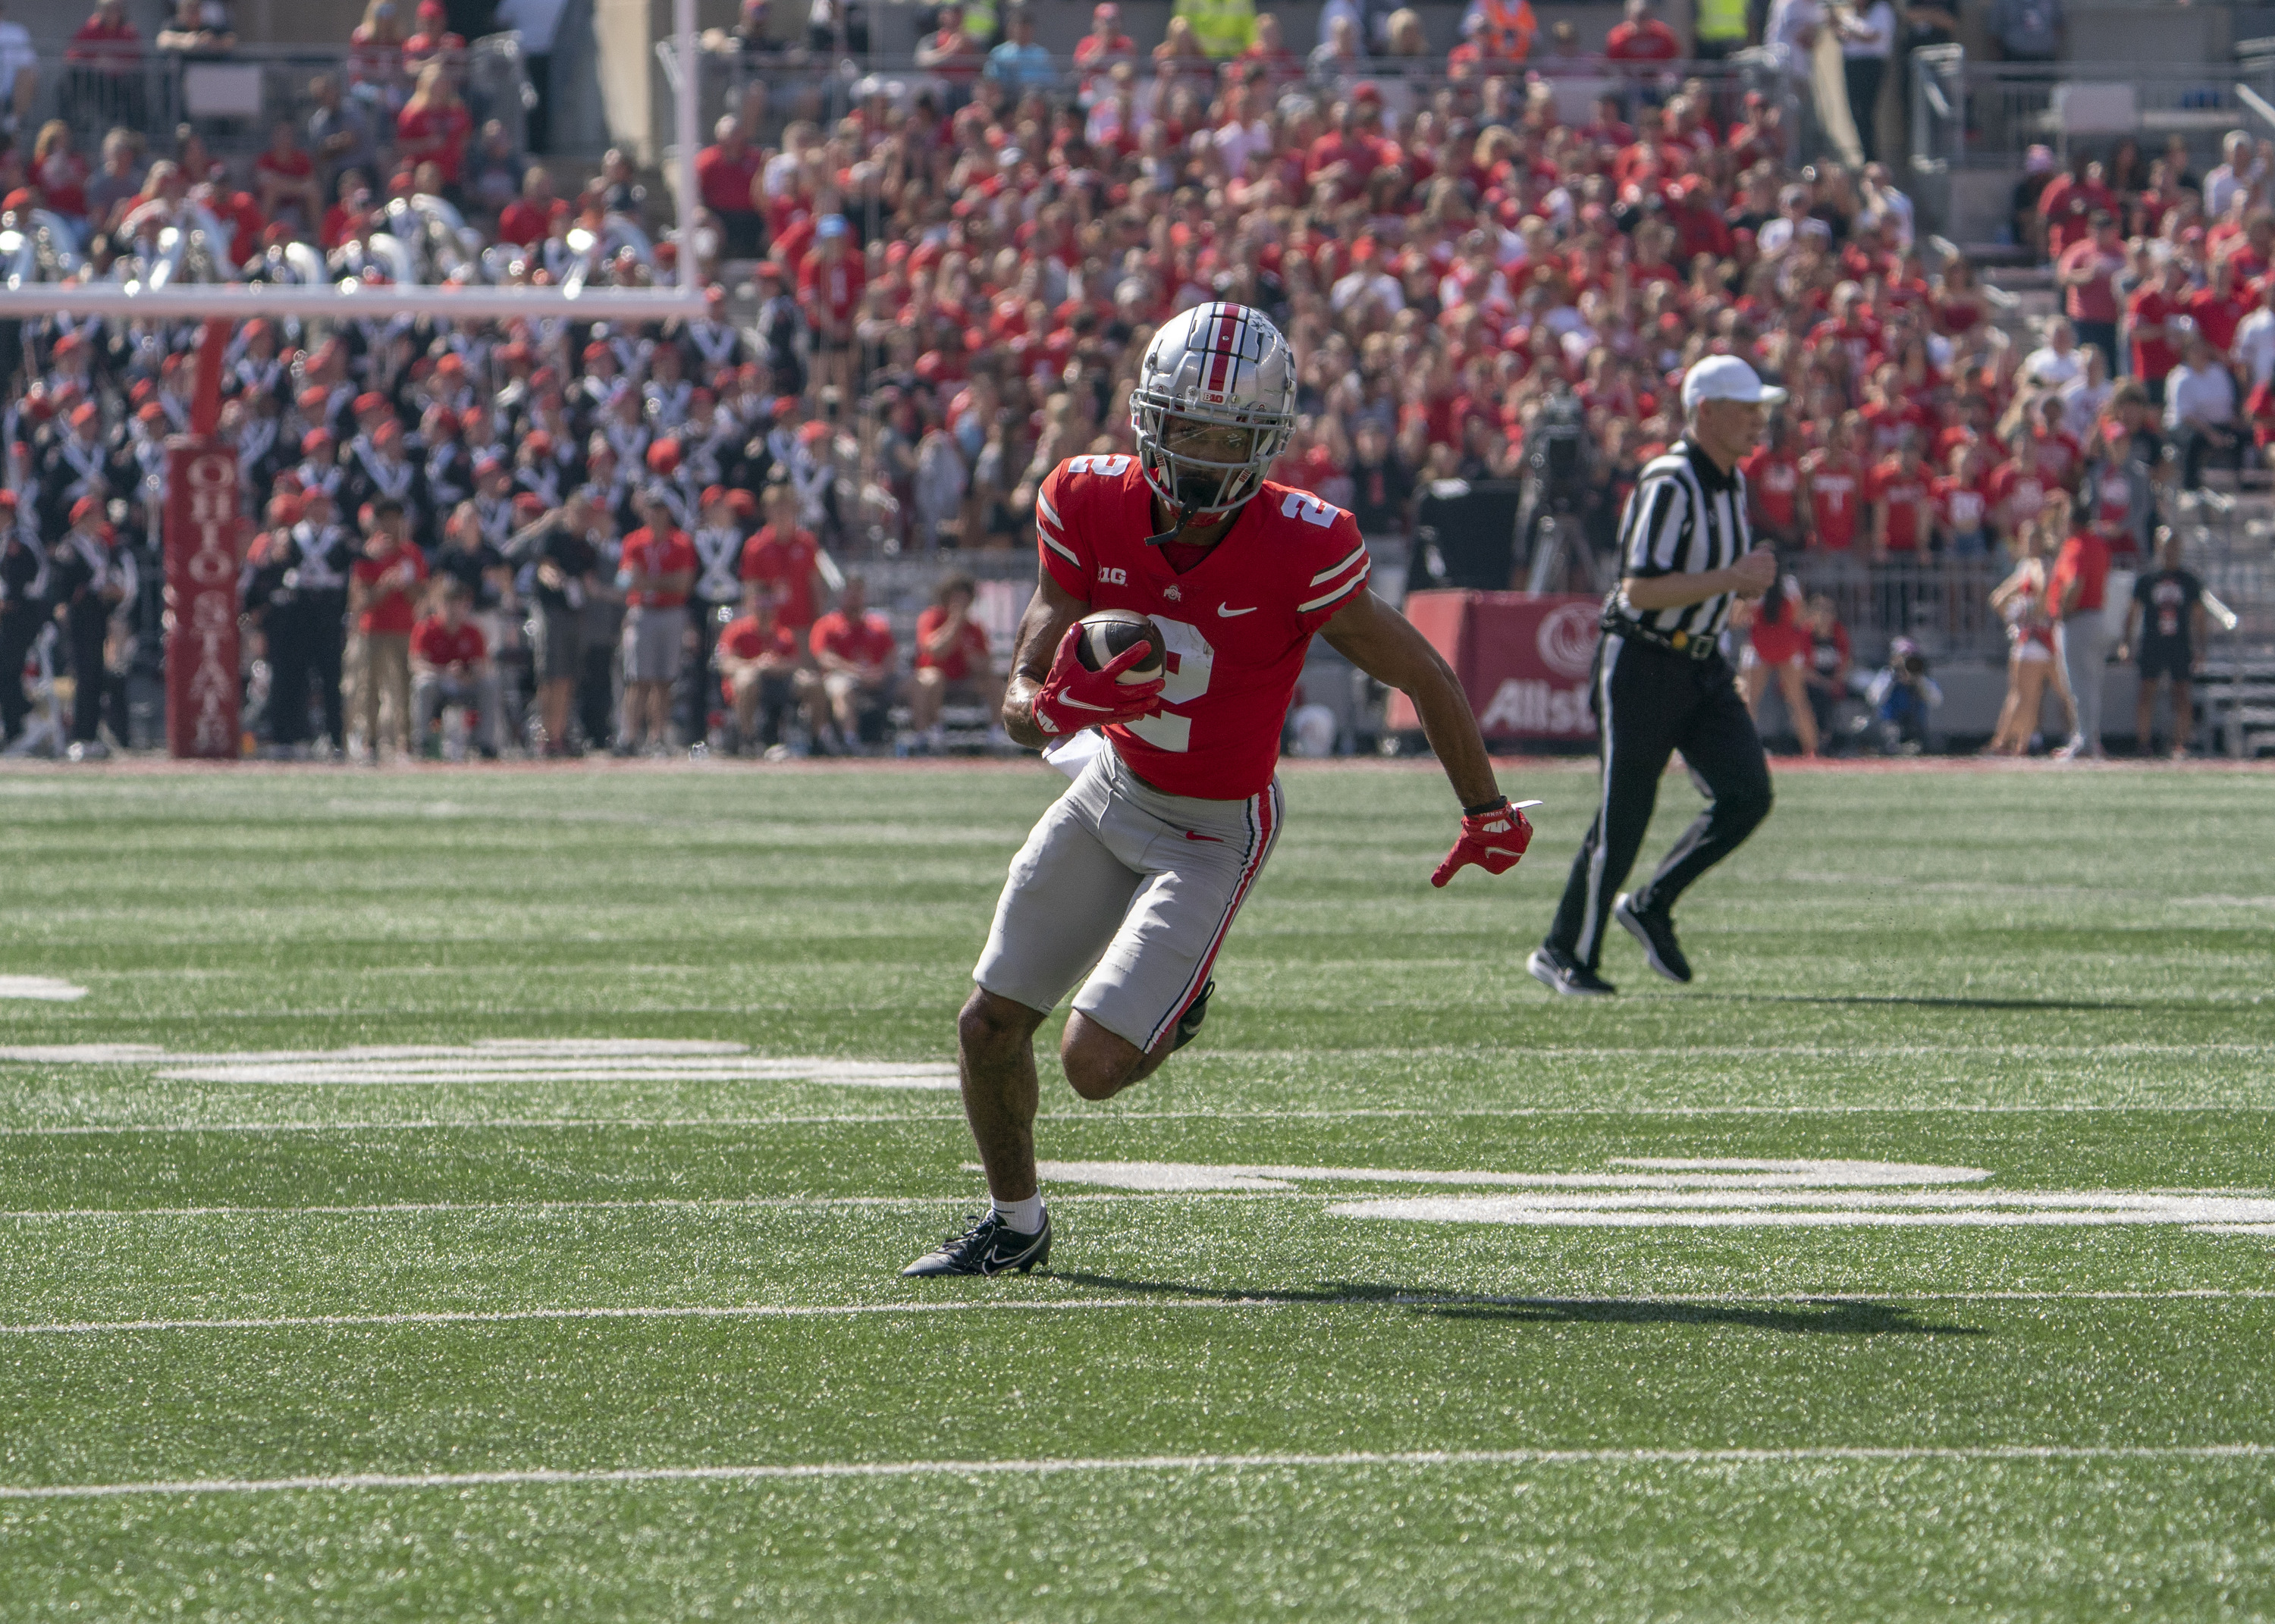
top-left (1142, 503), bottom-right (1188, 547)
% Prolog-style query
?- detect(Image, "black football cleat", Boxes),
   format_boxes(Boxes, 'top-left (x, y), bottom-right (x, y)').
top-left (1169, 979), bottom-right (1215, 1053)
top-left (1614, 893), bottom-right (1693, 984)
top-left (900, 1209), bottom-right (1053, 1278)
top-left (1528, 945), bottom-right (1617, 997)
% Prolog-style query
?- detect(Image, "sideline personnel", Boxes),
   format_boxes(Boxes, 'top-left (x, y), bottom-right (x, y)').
top-left (1530, 356), bottom-right (1781, 995)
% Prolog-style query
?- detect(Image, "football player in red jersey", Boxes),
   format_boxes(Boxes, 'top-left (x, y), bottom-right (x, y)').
top-left (904, 303), bottom-right (1532, 1277)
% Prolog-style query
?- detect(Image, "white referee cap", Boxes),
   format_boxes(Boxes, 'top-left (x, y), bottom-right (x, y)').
top-left (1680, 355), bottom-right (1788, 413)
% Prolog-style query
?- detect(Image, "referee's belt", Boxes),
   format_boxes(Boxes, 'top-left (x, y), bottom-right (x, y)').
top-left (1602, 616), bottom-right (1717, 660)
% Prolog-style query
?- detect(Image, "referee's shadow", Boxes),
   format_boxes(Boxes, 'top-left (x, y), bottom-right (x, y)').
top-left (1053, 1273), bottom-right (1979, 1337)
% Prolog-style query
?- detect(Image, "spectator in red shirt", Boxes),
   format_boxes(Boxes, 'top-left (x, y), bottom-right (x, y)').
top-left (253, 120), bottom-right (323, 235)
top-left (2050, 516), bottom-right (2113, 758)
top-left (410, 579), bottom-right (502, 757)
top-left (618, 487), bottom-right (698, 754)
top-left (1801, 414), bottom-right (1866, 551)
top-left (695, 114), bottom-right (764, 258)
top-left (1604, 0), bottom-right (1680, 64)
top-left (396, 62), bottom-right (473, 197)
top-left (2039, 155), bottom-right (2116, 262)
top-left (1072, 3), bottom-right (1136, 102)
top-left (348, 498), bottom-right (428, 759)
top-left (1985, 429), bottom-right (2051, 547)
top-left (2055, 212), bottom-right (2125, 370)
top-left (805, 572), bottom-right (896, 754)
top-left (797, 215), bottom-right (864, 397)
top-left (1740, 415), bottom-right (1805, 547)
top-left (739, 484), bottom-right (826, 635)
top-left (1867, 435), bottom-right (1932, 560)
top-left (717, 583), bottom-right (805, 754)
top-left (2127, 259), bottom-right (2189, 406)
top-left (909, 572), bottom-right (1006, 754)
top-left (67, 0), bottom-right (141, 71)
top-left (1931, 441), bottom-right (1993, 558)
top-left (496, 165), bottom-right (566, 247)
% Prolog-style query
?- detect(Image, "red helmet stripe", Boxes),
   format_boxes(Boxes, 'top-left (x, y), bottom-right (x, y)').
top-left (1206, 303), bottom-right (1238, 394)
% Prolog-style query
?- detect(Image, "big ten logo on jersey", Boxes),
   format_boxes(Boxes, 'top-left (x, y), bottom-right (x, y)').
top-left (1098, 566), bottom-right (1128, 585)
top-left (1281, 491), bottom-right (1341, 528)
top-left (1067, 454), bottom-right (1131, 478)
top-left (1125, 617), bottom-right (1215, 753)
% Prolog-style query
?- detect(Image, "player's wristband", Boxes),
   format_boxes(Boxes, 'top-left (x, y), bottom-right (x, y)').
top-left (1463, 795), bottom-right (1510, 817)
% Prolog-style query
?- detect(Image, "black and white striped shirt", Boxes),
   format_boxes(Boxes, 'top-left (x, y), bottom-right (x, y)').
top-left (1611, 440), bottom-right (1753, 642)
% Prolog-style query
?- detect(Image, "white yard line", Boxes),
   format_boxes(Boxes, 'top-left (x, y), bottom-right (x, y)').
top-left (0, 977), bottom-right (87, 1002)
top-left (2, 1287), bottom-right (2268, 1340)
top-left (8, 1100), bottom-right (2275, 1138)
top-left (0, 1190), bottom-right (1310, 1222)
top-left (7, 1444), bottom-right (2273, 1502)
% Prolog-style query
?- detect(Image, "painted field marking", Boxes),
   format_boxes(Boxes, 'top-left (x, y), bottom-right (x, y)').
top-left (0, 1040), bottom-right (957, 1091)
top-left (5, 1287), bottom-right (2274, 1340)
top-left (0, 977), bottom-right (88, 1002)
top-left (1037, 1158), bottom-right (2275, 1237)
top-left (10, 1101), bottom-right (2275, 1139)
top-left (7, 1444), bottom-right (2273, 1503)
top-left (0, 1190), bottom-right (1307, 1222)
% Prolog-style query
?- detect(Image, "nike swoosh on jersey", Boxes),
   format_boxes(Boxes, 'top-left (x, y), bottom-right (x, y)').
top-left (1182, 830), bottom-right (1225, 842)
top-left (1217, 604), bottom-right (1257, 617)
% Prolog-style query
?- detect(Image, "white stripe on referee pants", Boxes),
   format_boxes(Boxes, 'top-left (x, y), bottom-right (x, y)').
top-left (1575, 634), bottom-right (1624, 964)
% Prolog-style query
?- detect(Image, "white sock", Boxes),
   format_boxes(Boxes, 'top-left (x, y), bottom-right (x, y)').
top-left (991, 1192), bottom-right (1046, 1233)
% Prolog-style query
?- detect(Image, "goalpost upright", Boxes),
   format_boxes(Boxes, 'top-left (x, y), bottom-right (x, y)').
top-left (0, 0), bottom-right (704, 757)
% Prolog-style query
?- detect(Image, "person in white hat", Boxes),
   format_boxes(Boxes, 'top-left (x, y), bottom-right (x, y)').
top-left (1530, 353), bottom-right (1784, 996)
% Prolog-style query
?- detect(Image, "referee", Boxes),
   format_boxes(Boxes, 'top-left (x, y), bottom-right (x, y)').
top-left (1530, 356), bottom-right (1782, 996)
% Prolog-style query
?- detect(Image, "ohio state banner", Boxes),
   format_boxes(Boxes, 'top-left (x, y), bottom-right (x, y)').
top-left (1385, 591), bottom-right (1601, 743)
top-left (163, 439), bottom-right (241, 759)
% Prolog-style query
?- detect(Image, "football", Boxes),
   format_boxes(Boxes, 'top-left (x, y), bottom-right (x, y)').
top-left (1073, 609), bottom-right (1167, 685)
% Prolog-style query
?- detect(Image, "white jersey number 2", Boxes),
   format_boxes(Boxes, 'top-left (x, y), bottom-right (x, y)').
top-left (1125, 616), bottom-right (1214, 753)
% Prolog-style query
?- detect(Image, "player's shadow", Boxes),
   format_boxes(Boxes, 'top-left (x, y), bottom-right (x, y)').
top-left (1055, 1272), bottom-right (1979, 1337)
top-left (1702, 992), bottom-right (2148, 1013)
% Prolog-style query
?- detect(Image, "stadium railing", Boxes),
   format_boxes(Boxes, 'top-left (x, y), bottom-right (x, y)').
top-left (664, 45), bottom-right (1796, 149)
top-left (1909, 43), bottom-right (2275, 179)
top-left (36, 37), bottom-right (534, 163)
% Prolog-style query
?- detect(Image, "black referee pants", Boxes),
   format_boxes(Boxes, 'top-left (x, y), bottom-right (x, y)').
top-left (1547, 634), bottom-right (1773, 971)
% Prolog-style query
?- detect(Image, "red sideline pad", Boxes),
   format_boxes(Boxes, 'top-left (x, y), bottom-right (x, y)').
top-left (1386, 591), bottom-right (1602, 744)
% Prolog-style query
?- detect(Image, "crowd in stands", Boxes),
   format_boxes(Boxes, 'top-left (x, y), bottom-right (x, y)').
top-left (0, 0), bottom-right (2227, 760)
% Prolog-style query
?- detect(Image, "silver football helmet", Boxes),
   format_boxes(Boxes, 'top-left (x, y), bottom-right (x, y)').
top-left (1128, 301), bottom-right (1297, 523)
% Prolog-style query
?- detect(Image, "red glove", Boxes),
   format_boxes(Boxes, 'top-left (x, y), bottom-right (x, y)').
top-left (1430, 797), bottom-right (1533, 887)
top-left (1031, 622), bottom-right (1166, 735)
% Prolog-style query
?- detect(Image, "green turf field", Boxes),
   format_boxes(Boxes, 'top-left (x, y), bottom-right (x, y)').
top-left (2, 758), bottom-right (2273, 1620)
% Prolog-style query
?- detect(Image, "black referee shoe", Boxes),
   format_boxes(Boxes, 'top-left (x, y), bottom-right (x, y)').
top-left (1614, 894), bottom-right (1693, 984)
top-left (900, 1209), bottom-right (1053, 1277)
top-left (1528, 945), bottom-right (1616, 997)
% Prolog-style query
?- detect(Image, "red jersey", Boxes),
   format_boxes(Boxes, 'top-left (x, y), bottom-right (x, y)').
top-left (1740, 447), bottom-right (1801, 533)
top-left (411, 616), bottom-right (486, 669)
top-left (2051, 531), bottom-right (2110, 613)
top-left (395, 102), bottom-right (472, 185)
top-left (1984, 462), bottom-right (2048, 531)
top-left (739, 525), bottom-right (821, 628)
top-left (497, 196), bottom-right (566, 246)
top-left (352, 542), bottom-right (428, 634)
top-left (621, 525), bottom-right (697, 608)
top-left (1867, 457), bottom-right (1931, 553)
top-left (719, 614), bottom-right (797, 663)
top-left (1802, 451), bottom-right (1862, 550)
top-left (915, 604), bottom-right (990, 680)
top-left (2032, 429), bottom-right (2082, 490)
top-left (797, 247), bottom-right (866, 324)
top-left (1605, 17), bottom-right (1680, 59)
top-left (809, 608), bottom-right (896, 668)
top-left (2129, 288), bottom-right (2180, 383)
top-left (695, 143), bottom-right (762, 215)
top-left (1037, 455), bottom-right (1370, 799)
top-left (1931, 473), bottom-right (1990, 539)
